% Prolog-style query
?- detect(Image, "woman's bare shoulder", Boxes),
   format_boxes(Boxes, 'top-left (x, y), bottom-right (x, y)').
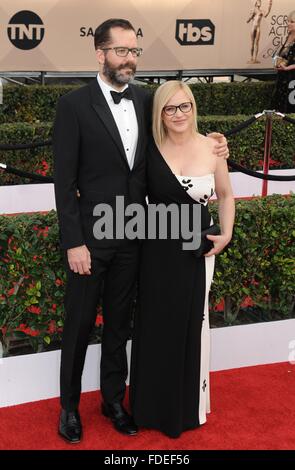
top-left (196, 133), bottom-right (217, 151)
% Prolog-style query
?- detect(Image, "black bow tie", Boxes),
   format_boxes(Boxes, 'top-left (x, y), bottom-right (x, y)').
top-left (110, 88), bottom-right (133, 104)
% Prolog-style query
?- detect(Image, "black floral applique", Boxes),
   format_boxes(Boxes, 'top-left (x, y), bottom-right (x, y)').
top-left (181, 178), bottom-right (193, 192)
top-left (199, 189), bottom-right (214, 205)
top-left (202, 379), bottom-right (207, 392)
top-left (199, 195), bottom-right (208, 204)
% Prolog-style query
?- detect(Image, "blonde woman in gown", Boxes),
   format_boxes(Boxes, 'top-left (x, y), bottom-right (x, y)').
top-left (130, 81), bottom-right (235, 438)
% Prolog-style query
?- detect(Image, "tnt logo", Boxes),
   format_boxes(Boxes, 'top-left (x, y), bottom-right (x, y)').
top-left (7, 10), bottom-right (45, 50)
top-left (176, 19), bottom-right (215, 46)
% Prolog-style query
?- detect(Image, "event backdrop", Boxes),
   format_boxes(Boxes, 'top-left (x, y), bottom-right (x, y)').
top-left (0, 0), bottom-right (294, 72)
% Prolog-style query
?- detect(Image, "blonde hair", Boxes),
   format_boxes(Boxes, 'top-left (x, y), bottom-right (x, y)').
top-left (152, 81), bottom-right (198, 148)
top-left (288, 10), bottom-right (295, 21)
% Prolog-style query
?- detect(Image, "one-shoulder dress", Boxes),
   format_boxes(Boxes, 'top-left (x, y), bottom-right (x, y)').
top-left (130, 139), bottom-right (216, 438)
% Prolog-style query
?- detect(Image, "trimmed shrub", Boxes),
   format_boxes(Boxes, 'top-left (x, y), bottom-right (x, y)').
top-left (0, 195), bottom-right (294, 355)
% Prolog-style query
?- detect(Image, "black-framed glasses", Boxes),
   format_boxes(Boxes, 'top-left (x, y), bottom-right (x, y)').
top-left (100, 47), bottom-right (143, 57)
top-left (163, 102), bottom-right (193, 116)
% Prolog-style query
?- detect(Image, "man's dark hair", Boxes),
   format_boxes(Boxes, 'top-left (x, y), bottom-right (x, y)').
top-left (94, 18), bottom-right (136, 50)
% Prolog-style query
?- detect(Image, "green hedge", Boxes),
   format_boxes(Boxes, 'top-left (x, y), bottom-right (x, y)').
top-left (190, 82), bottom-right (275, 116)
top-left (1, 115), bottom-right (294, 186)
top-left (0, 195), bottom-right (294, 355)
top-left (0, 82), bottom-right (277, 124)
top-left (0, 122), bottom-right (52, 185)
top-left (0, 85), bottom-right (76, 125)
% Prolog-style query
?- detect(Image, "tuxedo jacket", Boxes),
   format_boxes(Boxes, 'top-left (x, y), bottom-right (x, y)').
top-left (53, 79), bottom-right (152, 250)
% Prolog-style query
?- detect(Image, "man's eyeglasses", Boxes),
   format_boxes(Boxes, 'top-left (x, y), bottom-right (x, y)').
top-left (101, 47), bottom-right (143, 57)
top-left (163, 102), bottom-right (193, 116)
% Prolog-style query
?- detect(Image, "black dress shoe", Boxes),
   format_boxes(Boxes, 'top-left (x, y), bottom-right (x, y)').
top-left (58, 409), bottom-right (82, 443)
top-left (101, 402), bottom-right (138, 435)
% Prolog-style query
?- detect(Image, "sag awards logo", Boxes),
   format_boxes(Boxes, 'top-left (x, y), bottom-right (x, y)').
top-left (80, 26), bottom-right (143, 38)
top-left (175, 20), bottom-right (215, 46)
top-left (7, 10), bottom-right (45, 50)
top-left (263, 13), bottom-right (291, 59)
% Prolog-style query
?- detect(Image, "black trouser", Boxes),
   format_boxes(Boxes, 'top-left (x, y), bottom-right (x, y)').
top-left (60, 241), bottom-right (140, 411)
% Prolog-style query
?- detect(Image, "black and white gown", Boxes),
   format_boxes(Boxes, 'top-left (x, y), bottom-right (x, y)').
top-left (130, 139), bottom-right (216, 438)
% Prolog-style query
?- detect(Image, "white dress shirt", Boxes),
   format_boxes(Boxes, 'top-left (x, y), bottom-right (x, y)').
top-left (97, 73), bottom-right (138, 170)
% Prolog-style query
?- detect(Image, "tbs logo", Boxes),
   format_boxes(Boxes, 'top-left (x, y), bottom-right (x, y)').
top-left (176, 19), bottom-right (215, 46)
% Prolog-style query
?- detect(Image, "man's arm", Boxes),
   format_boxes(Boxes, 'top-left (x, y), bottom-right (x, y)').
top-left (53, 96), bottom-right (91, 275)
top-left (53, 96), bottom-right (85, 250)
top-left (53, 98), bottom-right (84, 244)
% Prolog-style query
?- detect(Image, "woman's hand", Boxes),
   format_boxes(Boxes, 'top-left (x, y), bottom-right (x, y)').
top-left (204, 233), bottom-right (232, 257)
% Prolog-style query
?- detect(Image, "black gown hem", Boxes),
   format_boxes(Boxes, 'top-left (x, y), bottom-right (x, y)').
top-left (133, 420), bottom-right (205, 439)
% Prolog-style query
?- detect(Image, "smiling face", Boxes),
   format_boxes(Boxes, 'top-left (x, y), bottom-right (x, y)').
top-left (161, 89), bottom-right (194, 136)
top-left (96, 27), bottom-right (138, 87)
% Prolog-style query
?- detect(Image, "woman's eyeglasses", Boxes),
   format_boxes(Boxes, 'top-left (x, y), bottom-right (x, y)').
top-left (163, 102), bottom-right (193, 116)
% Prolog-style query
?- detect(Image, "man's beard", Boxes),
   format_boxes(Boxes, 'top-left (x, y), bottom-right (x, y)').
top-left (103, 59), bottom-right (136, 86)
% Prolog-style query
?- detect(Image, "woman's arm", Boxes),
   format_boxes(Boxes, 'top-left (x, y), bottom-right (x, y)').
top-left (278, 63), bottom-right (295, 71)
top-left (214, 156), bottom-right (235, 240)
top-left (204, 156), bottom-right (235, 257)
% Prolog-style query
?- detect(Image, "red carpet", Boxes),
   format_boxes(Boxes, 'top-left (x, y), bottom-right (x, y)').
top-left (0, 362), bottom-right (295, 450)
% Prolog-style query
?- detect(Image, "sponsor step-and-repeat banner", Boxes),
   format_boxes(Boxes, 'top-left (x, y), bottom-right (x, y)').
top-left (0, 0), bottom-right (294, 72)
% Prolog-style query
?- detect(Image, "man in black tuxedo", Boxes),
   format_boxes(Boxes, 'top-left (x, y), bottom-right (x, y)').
top-left (53, 18), bottom-right (229, 443)
top-left (53, 18), bottom-right (152, 443)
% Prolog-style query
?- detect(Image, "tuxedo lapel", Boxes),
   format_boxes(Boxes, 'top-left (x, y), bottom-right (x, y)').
top-left (89, 79), bottom-right (130, 170)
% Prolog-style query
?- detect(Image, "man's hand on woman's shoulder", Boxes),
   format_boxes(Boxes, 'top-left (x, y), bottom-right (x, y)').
top-left (207, 132), bottom-right (229, 159)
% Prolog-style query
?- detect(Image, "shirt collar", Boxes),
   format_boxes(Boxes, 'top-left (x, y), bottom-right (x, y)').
top-left (97, 73), bottom-right (128, 104)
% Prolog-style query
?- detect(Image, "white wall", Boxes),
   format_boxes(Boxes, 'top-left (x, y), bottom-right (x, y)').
top-left (0, 170), bottom-right (294, 214)
top-left (1, 319), bottom-right (295, 408)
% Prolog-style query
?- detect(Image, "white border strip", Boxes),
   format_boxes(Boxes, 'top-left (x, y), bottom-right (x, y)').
top-left (0, 170), bottom-right (295, 215)
top-left (1, 319), bottom-right (294, 408)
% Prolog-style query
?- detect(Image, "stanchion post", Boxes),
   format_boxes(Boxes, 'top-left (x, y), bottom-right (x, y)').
top-left (262, 110), bottom-right (273, 197)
